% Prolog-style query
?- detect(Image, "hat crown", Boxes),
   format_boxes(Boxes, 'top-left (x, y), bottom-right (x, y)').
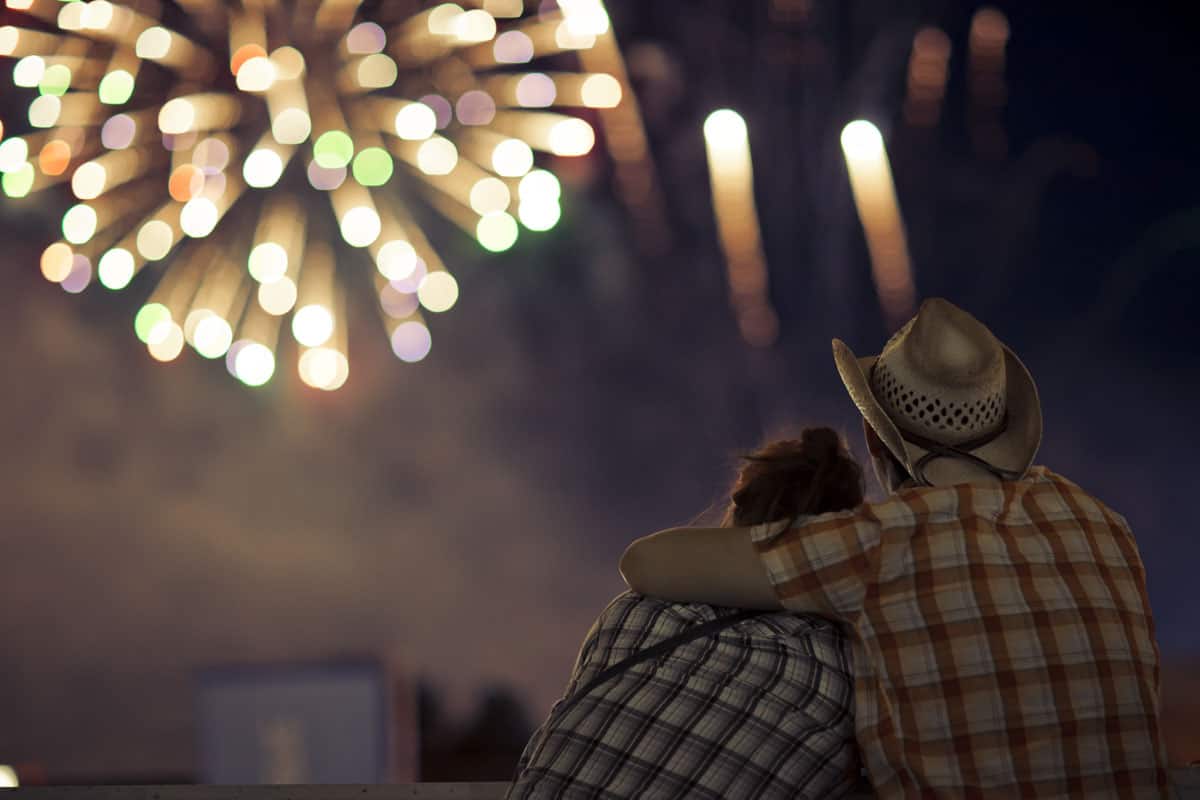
top-left (871, 299), bottom-right (1007, 446)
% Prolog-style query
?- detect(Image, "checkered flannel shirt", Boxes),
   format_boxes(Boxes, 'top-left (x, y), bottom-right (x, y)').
top-left (751, 466), bottom-right (1169, 798)
top-left (507, 591), bottom-right (858, 799)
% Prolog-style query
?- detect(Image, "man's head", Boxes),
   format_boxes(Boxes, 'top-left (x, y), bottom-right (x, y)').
top-left (833, 298), bottom-right (1043, 491)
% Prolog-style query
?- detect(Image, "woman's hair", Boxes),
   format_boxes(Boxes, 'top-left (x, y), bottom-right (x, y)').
top-left (722, 427), bottom-right (865, 527)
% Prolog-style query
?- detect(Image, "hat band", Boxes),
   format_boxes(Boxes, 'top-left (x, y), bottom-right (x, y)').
top-left (895, 415), bottom-right (1024, 486)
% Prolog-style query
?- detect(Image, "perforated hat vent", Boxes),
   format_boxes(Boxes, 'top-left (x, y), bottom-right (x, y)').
top-left (870, 359), bottom-right (1006, 447)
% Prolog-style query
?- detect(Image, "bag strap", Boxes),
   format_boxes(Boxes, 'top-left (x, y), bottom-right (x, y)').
top-left (553, 608), bottom-right (763, 719)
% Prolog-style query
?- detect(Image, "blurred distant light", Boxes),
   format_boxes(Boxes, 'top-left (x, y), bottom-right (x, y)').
top-left (469, 176), bottom-right (510, 214)
top-left (351, 147), bottom-right (393, 186)
top-left (102, 114), bottom-right (137, 149)
top-left (389, 258), bottom-right (427, 293)
top-left (98, 70), bottom-right (135, 105)
top-left (236, 56), bottom-right (276, 92)
top-left (162, 130), bottom-right (197, 151)
top-left (292, 303), bottom-right (334, 346)
top-left (455, 90), bottom-right (496, 126)
top-left (376, 239), bottom-right (418, 280)
top-left (390, 320), bottom-right (431, 362)
top-left (475, 211), bottom-right (518, 251)
top-left (419, 94), bottom-right (453, 129)
top-left (38, 63), bottom-right (72, 96)
top-left (147, 320), bottom-right (185, 361)
top-left (491, 138), bottom-right (533, 177)
top-left (169, 164), bottom-right (205, 201)
top-left (135, 26), bottom-right (171, 59)
top-left (29, 94), bottom-right (62, 127)
top-left (272, 107), bottom-right (312, 144)
top-left (248, 241), bottom-right (288, 283)
top-left (298, 346), bottom-right (348, 390)
top-left (560, 0), bottom-right (609, 36)
top-left (243, 148), bottom-right (285, 187)
top-left (13, 55), bottom-right (46, 88)
top-left (515, 73), bottom-right (555, 107)
top-left (230, 43), bottom-right (268, 76)
top-left (1, 161), bottom-right (35, 197)
top-left (518, 198), bottom-right (560, 231)
top-left (394, 102), bottom-right (437, 140)
top-left (1, 764), bottom-right (20, 787)
top-left (554, 21), bottom-right (594, 50)
top-left (194, 314), bottom-right (233, 358)
top-left (60, 253), bottom-right (92, 293)
top-left (427, 4), bottom-right (464, 35)
top-left (57, 2), bottom-right (85, 31)
top-left (158, 97), bottom-right (196, 134)
top-left (356, 53), bottom-right (397, 89)
top-left (193, 137), bottom-right (230, 173)
top-left (307, 159), bottom-right (347, 190)
top-left (379, 282), bottom-right (419, 317)
top-left (416, 137), bottom-right (457, 174)
top-left (39, 139), bottom-right (72, 175)
top-left (134, 302), bottom-right (171, 342)
top-left (234, 342), bottom-right (275, 386)
top-left (181, 197), bottom-right (219, 237)
top-left (72, 161), bottom-right (107, 199)
top-left (339, 205), bottom-right (381, 247)
top-left (82, 1), bottom-right (115, 31)
top-left (518, 168), bottom-right (560, 202)
top-left (313, 130), bottom-right (354, 168)
top-left (40, 242), bottom-right (74, 282)
top-left (581, 74), bottom-right (622, 108)
top-left (548, 118), bottom-right (594, 155)
top-left (346, 21), bottom-right (386, 54)
top-left (184, 308), bottom-right (213, 344)
top-left (703, 108), bottom-right (747, 149)
top-left (257, 276), bottom-right (297, 315)
top-left (98, 247), bottom-right (135, 289)
top-left (417, 270), bottom-right (458, 312)
top-left (493, 30), bottom-right (533, 63)
top-left (62, 203), bottom-right (98, 244)
top-left (0, 137), bottom-right (29, 172)
top-left (270, 46), bottom-right (306, 79)
top-left (455, 9), bottom-right (496, 43)
top-left (137, 219), bottom-right (175, 260)
top-left (840, 119), bottom-right (884, 160)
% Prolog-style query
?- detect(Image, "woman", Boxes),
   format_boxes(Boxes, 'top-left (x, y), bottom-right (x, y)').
top-left (508, 428), bottom-right (864, 799)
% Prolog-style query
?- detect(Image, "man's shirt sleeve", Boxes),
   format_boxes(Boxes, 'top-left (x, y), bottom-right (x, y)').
top-left (749, 509), bottom-right (883, 621)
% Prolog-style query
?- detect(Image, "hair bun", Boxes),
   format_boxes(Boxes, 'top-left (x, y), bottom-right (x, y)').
top-left (800, 427), bottom-right (842, 464)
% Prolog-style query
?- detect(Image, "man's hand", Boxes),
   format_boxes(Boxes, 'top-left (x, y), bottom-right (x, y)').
top-left (619, 525), bottom-right (784, 610)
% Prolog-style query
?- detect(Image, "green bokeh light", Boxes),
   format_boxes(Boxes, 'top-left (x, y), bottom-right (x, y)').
top-left (351, 147), bottom-right (393, 186)
top-left (38, 64), bottom-right (72, 96)
top-left (134, 303), bottom-right (171, 343)
top-left (313, 131), bottom-right (354, 169)
top-left (98, 70), bottom-right (135, 105)
top-left (1, 162), bottom-right (35, 197)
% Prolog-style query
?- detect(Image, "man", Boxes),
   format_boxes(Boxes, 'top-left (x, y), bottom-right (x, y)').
top-left (621, 298), bottom-right (1169, 798)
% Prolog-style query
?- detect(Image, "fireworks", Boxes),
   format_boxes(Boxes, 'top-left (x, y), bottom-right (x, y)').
top-left (0, 0), bottom-right (623, 390)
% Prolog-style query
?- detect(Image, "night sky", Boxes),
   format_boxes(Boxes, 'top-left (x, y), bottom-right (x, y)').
top-left (2, 0), bottom-right (1198, 780)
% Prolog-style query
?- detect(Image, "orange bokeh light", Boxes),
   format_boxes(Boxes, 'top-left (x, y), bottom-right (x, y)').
top-left (40, 242), bottom-right (74, 282)
top-left (168, 164), bottom-right (204, 201)
top-left (38, 139), bottom-right (72, 175)
top-left (230, 44), bottom-right (268, 76)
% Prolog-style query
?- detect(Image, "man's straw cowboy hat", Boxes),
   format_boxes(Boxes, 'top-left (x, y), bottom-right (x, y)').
top-left (833, 298), bottom-right (1043, 485)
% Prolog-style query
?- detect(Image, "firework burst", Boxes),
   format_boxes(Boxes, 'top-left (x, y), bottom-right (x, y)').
top-left (0, 0), bottom-right (622, 389)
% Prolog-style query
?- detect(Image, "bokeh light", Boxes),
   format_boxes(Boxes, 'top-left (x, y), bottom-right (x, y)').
top-left (0, 0), bottom-right (627, 389)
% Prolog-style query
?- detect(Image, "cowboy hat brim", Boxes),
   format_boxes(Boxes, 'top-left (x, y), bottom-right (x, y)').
top-left (832, 338), bottom-right (1043, 481)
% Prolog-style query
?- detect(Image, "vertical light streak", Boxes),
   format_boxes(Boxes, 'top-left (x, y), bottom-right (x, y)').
top-left (839, 120), bottom-right (916, 331)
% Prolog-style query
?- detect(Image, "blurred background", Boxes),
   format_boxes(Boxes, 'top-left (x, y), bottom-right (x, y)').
top-left (1, 0), bottom-right (1198, 786)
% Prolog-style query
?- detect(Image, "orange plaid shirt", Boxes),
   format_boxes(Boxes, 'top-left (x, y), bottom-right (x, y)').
top-left (751, 467), bottom-right (1168, 798)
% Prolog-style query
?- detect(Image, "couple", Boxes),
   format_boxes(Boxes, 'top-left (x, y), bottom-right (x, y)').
top-left (508, 299), bottom-right (1168, 798)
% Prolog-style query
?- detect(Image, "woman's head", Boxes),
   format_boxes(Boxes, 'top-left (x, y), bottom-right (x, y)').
top-left (723, 427), bottom-right (864, 527)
